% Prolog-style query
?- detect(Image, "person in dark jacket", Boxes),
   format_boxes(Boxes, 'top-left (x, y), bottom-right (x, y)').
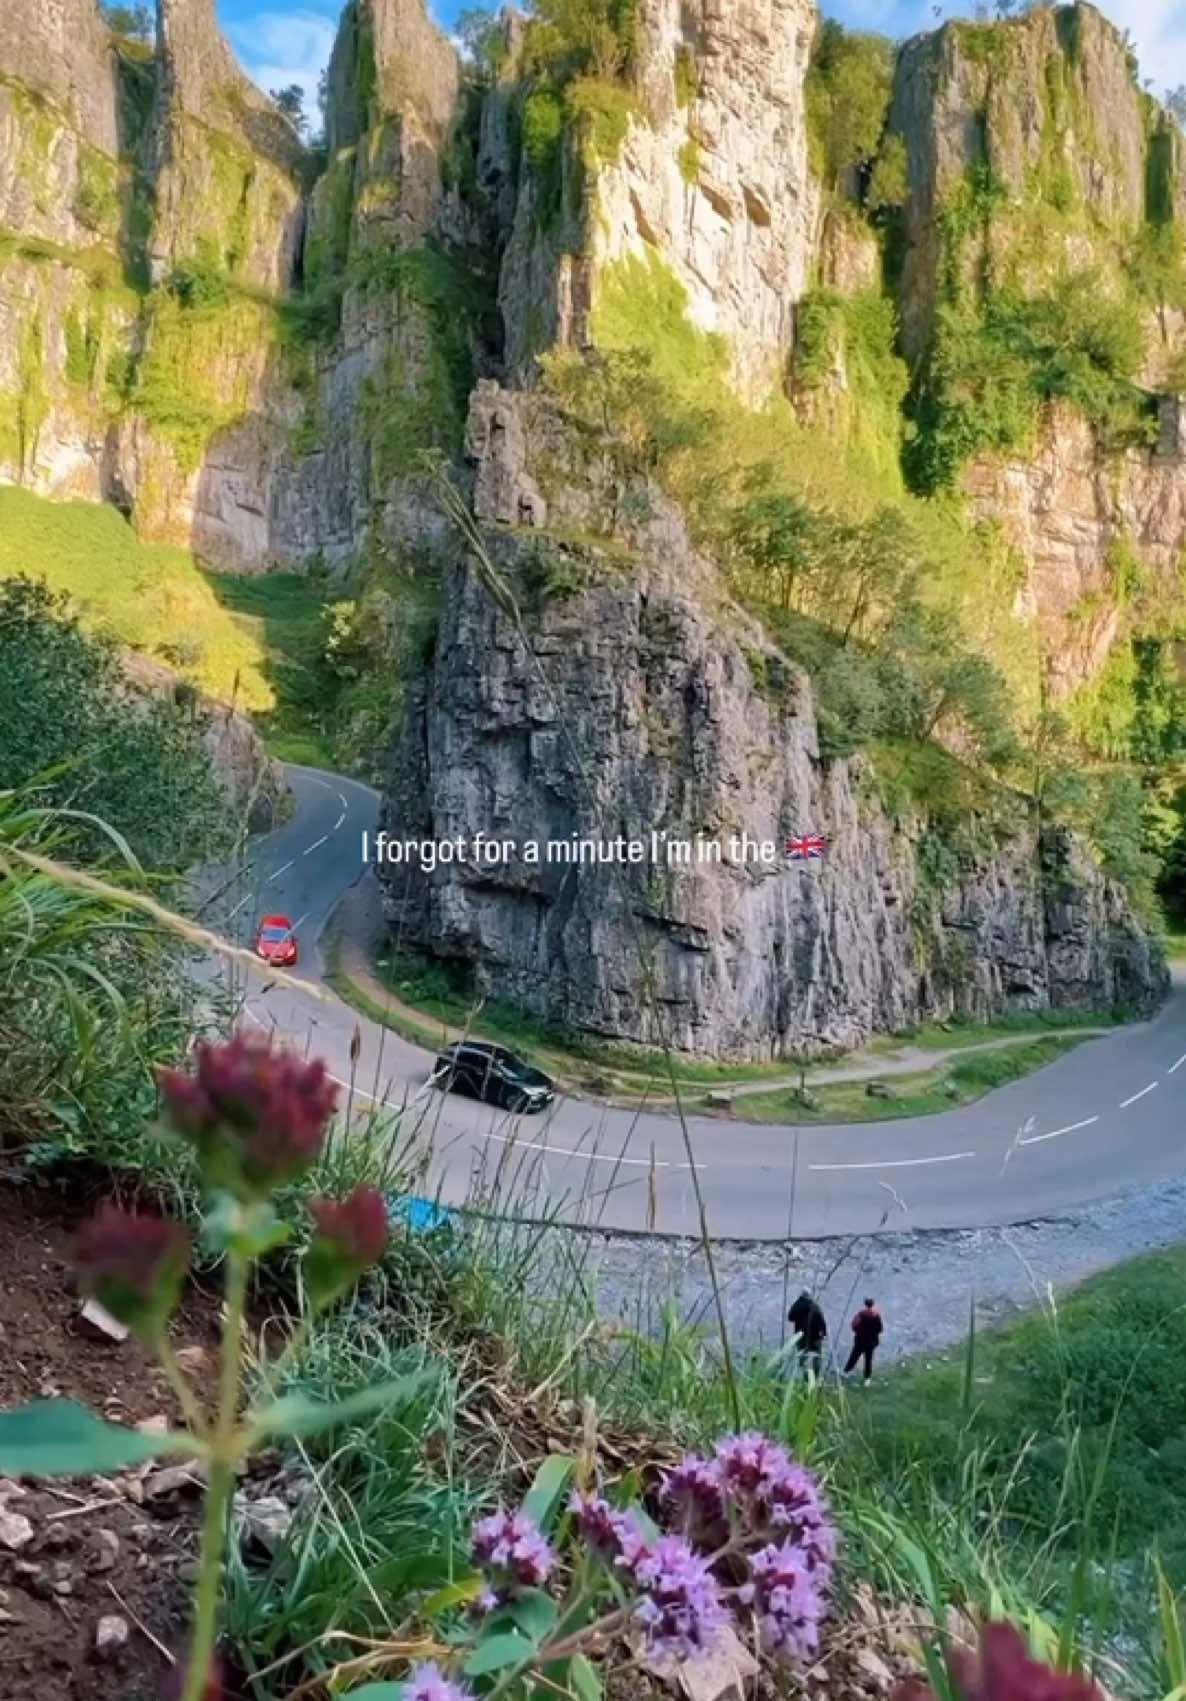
top-left (844, 1297), bottom-right (883, 1382)
top-left (787, 1291), bottom-right (827, 1375)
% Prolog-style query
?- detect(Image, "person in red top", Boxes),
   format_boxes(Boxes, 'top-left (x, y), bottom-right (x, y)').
top-left (844, 1297), bottom-right (883, 1383)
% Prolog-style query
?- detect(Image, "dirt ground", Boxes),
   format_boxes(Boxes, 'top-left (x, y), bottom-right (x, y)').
top-left (0, 1171), bottom-right (223, 1701)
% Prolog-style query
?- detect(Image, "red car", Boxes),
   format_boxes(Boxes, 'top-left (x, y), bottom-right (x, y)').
top-left (255, 914), bottom-right (298, 966)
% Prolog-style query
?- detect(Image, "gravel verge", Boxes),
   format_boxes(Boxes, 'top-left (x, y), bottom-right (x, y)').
top-left (542, 1175), bottom-right (1186, 1368)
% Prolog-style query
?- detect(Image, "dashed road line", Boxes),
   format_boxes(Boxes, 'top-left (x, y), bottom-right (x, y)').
top-left (1119, 1081), bottom-right (1157, 1108)
top-left (1018, 1115), bottom-right (1098, 1147)
top-left (333, 811), bottom-right (346, 831)
top-left (266, 859), bottom-right (293, 884)
top-left (481, 1129), bottom-right (690, 1168)
top-left (226, 893), bottom-right (252, 921)
top-left (1170, 1053), bottom-right (1186, 1075)
top-left (303, 835), bottom-right (329, 856)
top-left (337, 791), bottom-right (348, 811)
top-left (808, 1151), bottom-right (975, 1172)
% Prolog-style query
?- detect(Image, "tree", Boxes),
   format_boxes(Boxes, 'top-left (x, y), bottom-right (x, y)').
top-left (0, 577), bottom-right (230, 870)
top-left (101, 2), bottom-right (152, 41)
top-left (271, 84), bottom-right (308, 133)
top-left (456, 8), bottom-right (508, 78)
top-left (806, 21), bottom-right (895, 196)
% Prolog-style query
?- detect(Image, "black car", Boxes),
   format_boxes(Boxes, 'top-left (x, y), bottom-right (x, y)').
top-left (428, 1042), bottom-right (555, 1114)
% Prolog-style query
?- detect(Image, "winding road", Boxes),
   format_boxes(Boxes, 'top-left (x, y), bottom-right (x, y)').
top-left (207, 765), bottom-right (1186, 1242)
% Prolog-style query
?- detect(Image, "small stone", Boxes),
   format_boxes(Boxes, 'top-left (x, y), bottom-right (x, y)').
top-left (144, 1463), bottom-right (206, 1499)
top-left (177, 1559), bottom-right (200, 1583)
top-left (136, 1414), bottom-right (169, 1437)
top-left (235, 1493), bottom-right (293, 1554)
top-left (0, 1481), bottom-right (26, 1504)
top-left (92, 1529), bottom-right (120, 1573)
top-left (78, 1300), bottom-right (129, 1344)
top-left (0, 1508), bottom-right (34, 1551)
top-left (705, 1089), bottom-right (733, 1108)
top-left (94, 1614), bottom-right (129, 1659)
top-left (856, 1648), bottom-right (895, 1691)
top-left (174, 1345), bottom-right (209, 1376)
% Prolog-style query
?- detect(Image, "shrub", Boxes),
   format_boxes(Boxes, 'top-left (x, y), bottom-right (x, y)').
top-left (806, 21), bottom-right (895, 197)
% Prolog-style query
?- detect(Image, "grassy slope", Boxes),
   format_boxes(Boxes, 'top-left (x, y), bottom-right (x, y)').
top-left (0, 486), bottom-right (333, 758)
top-left (841, 1246), bottom-right (1186, 1586)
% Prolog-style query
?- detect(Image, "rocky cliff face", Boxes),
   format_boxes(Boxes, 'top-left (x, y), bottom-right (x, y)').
top-left (381, 386), bottom-right (1164, 1058)
top-left (0, 0), bottom-right (1174, 1045)
top-left (497, 0), bottom-right (820, 401)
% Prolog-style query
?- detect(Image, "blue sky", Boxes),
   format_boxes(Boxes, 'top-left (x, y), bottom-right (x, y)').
top-left (216, 0), bottom-right (1186, 126)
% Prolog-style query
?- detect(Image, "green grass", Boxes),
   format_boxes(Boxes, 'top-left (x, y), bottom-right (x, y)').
top-left (1161, 931), bottom-right (1186, 962)
top-left (866, 1005), bottom-right (1119, 1054)
top-left (0, 485), bottom-right (340, 757)
top-left (0, 486), bottom-right (276, 707)
top-left (720, 1035), bottom-right (1089, 1123)
top-left (842, 1246), bottom-right (1186, 1596)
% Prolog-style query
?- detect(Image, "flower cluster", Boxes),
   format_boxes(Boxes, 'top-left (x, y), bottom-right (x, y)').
top-left (76, 1203), bottom-right (190, 1340)
top-left (738, 1541), bottom-right (825, 1661)
top-left (306, 1184), bottom-right (390, 1310)
top-left (895, 1623), bottom-right (1108, 1701)
top-left (157, 1032), bottom-right (338, 1196)
top-left (404, 1663), bottom-right (477, 1701)
top-left (712, 1433), bottom-right (835, 1569)
top-left (471, 1509), bottom-right (555, 1606)
top-left (629, 1533), bottom-right (728, 1660)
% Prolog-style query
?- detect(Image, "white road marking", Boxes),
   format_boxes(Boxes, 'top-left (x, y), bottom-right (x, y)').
top-left (337, 791), bottom-right (348, 811)
top-left (333, 811), bottom-right (346, 831)
top-left (481, 1128), bottom-right (689, 1168)
top-left (1119, 1081), bottom-right (1157, 1108)
top-left (266, 859), bottom-right (293, 884)
top-left (226, 893), bottom-right (252, 921)
top-left (303, 835), bottom-right (329, 856)
top-left (1170, 1053), bottom-right (1186, 1075)
top-left (808, 1151), bottom-right (974, 1172)
top-left (1018, 1115), bottom-right (1098, 1147)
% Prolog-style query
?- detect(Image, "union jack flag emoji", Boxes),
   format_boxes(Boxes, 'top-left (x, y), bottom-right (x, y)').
top-left (785, 832), bottom-right (828, 860)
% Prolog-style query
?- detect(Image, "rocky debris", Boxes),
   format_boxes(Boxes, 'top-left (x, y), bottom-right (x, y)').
top-left (0, 1508), bottom-right (35, 1552)
top-left (642, 1621), bottom-right (759, 1701)
top-left (705, 1090), bottom-right (734, 1109)
top-left (90, 1530), bottom-right (120, 1575)
top-left (77, 1300), bottom-right (129, 1346)
top-left (93, 1615), bottom-right (129, 1660)
top-left (143, 1464), bottom-right (207, 1501)
top-left (233, 1492), bottom-right (294, 1555)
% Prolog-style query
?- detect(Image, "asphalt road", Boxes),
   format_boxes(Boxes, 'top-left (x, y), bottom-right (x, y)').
top-left (215, 766), bottom-right (1186, 1242)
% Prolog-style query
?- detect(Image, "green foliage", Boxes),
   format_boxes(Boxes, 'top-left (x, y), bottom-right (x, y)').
top-left (806, 20), bottom-right (895, 196)
top-left (524, 0), bottom-right (639, 83)
top-left (0, 576), bottom-right (230, 869)
top-left (673, 44), bottom-right (699, 107)
top-left (867, 133), bottom-right (908, 210)
top-left (523, 87), bottom-right (565, 170)
top-left (677, 137), bottom-right (701, 184)
top-left (566, 76), bottom-right (636, 163)
top-left (457, 8), bottom-right (510, 78)
top-left (908, 270), bottom-right (1153, 494)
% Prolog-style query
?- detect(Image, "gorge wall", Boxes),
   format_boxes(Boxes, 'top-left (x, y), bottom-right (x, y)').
top-left (0, 0), bottom-right (1179, 1053)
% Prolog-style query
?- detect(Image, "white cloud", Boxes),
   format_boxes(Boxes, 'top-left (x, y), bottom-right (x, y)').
top-left (225, 10), bottom-right (338, 124)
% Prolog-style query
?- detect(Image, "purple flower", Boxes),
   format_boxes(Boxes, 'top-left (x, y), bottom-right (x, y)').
top-left (663, 1453), bottom-right (725, 1538)
top-left (713, 1433), bottom-right (835, 1572)
top-left (632, 1533), bottom-right (729, 1660)
top-left (470, 1509), bottom-right (554, 1603)
top-left (737, 1540), bottom-right (825, 1662)
top-left (404, 1662), bottom-right (477, 1701)
top-left (570, 1492), bottom-right (626, 1559)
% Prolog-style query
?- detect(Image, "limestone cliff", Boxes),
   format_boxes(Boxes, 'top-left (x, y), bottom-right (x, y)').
top-left (380, 385), bottom-right (1164, 1058)
top-left (0, 0), bottom-right (1176, 1047)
